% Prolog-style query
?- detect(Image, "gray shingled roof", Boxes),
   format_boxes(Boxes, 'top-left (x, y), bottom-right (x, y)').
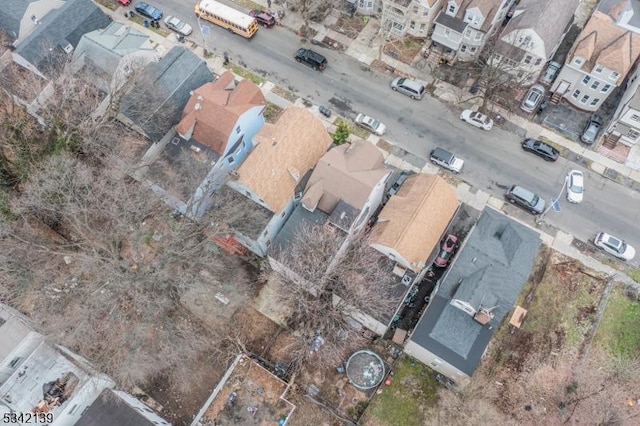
top-left (75, 389), bottom-right (157, 426)
top-left (599, 0), bottom-right (640, 28)
top-left (435, 12), bottom-right (468, 33)
top-left (502, 0), bottom-right (578, 60)
top-left (119, 46), bottom-right (214, 142)
top-left (409, 207), bottom-right (541, 376)
top-left (14, 0), bottom-right (111, 75)
top-left (0, 0), bottom-right (36, 41)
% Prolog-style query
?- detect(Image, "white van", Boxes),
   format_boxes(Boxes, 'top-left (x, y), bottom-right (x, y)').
top-left (390, 77), bottom-right (425, 100)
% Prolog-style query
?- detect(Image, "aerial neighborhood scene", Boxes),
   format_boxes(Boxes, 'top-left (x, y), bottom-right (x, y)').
top-left (3, 0), bottom-right (640, 424)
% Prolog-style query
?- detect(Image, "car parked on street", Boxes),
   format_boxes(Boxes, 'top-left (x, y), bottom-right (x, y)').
top-left (164, 16), bottom-right (192, 35)
top-left (566, 170), bottom-right (584, 204)
top-left (118, 0), bottom-right (132, 6)
top-left (594, 232), bottom-right (635, 261)
top-left (390, 77), bottom-right (425, 100)
top-left (429, 147), bottom-right (464, 174)
top-left (521, 84), bottom-right (545, 113)
top-left (540, 61), bottom-right (561, 85)
top-left (460, 110), bottom-right (493, 130)
top-left (354, 113), bottom-right (386, 135)
top-left (249, 10), bottom-right (276, 27)
top-left (521, 138), bottom-right (559, 161)
top-left (504, 185), bottom-right (546, 214)
top-left (581, 115), bottom-right (603, 144)
top-left (294, 48), bottom-right (327, 71)
top-left (134, 2), bottom-right (162, 21)
top-left (433, 234), bottom-right (459, 268)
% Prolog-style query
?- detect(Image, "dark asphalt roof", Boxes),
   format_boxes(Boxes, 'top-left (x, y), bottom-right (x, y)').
top-left (435, 12), bottom-right (468, 33)
top-left (14, 0), bottom-right (111, 75)
top-left (0, 0), bottom-right (35, 41)
top-left (120, 46), bottom-right (214, 142)
top-left (328, 199), bottom-right (359, 232)
top-left (270, 202), bottom-right (329, 254)
top-left (409, 207), bottom-right (541, 376)
top-left (75, 389), bottom-right (160, 426)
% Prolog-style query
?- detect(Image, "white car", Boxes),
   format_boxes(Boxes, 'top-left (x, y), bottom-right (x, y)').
top-left (566, 170), bottom-right (584, 204)
top-left (164, 16), bottom-right (193, 36)
top-left (460, 110), bottom-right (493, 131)
top-left (594, 232), bottom-right (636, 261)
top-left (355, 113), bottom-right (386, 136)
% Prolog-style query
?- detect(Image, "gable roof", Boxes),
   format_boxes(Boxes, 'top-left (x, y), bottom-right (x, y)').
top-left (437, 0), bottom-right (505, 33)
top-left (600, 0), bottom-right (640, 28)
top-left (0, 0), bottom-right (37, 41)
top-left (75, 389), bottom-right (168, 426)
top-left (409, 207), bottom-right (541, 376)
top-left (175, 71), bottom-right (265, 154)
top-left (570, 10), bottom-right (640, 75)
top-left (234, 107), bottom-right (332, 213)
top-left (369, 174), bottom-right (459, 273)
top-left (74, 22), bottom-right (154, 78)
top-left (14, 0), bottom-right (111, 75)
top-left (301, 140), bottom-right (388, 215)
top-left (119, 46), bottom-right (214, 142)
top-left (501, 0), bottom-right (578, 58)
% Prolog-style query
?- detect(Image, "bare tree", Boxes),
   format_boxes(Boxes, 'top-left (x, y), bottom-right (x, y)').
top-left (267, 225), bottom-right (398, 372)
top-left (288, 0), bottom-right (337, 30)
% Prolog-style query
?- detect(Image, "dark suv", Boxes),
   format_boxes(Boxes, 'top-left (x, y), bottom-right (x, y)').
top-left (294, 48), bottom-right (327, 71)
top-left (249, 10), bottom-right (276, 27)
top-left (504, 185), bottom-right (546, 215)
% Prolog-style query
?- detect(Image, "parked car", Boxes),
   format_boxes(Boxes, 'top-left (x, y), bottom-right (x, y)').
top-left (581, 115), bottom-right (603, 144)
top-left (390, 77), bottom-right (425, 100)
top-left (118, 0), bottom-right (132, 5)
top-left (294, 48), bottom-right (327, 71)
top-left (134, 2), bottom-right (162, 20)
top-left (433, 234), bottom-right (459, 268)
top-left (164, 16), bottom-right (192, 35)
top-left (540, 61), bottom-right (561, 85)
top-left (504, 185), bottom-right (546, 214)
top-left (594, 232), bottom-right (636, 261)
top-left (460, 110), bottom-right (493, 130)
top-left (387, 170), bottom-right (410, 198)
top-left (249, 10), bottom-right (276, 27)
top-left (429, 147), bottom-right (464, 174)
top-left (566, 170), bottom-right (584, 204)
top-left (354, 113), bottom-right (386, 135)
top-left (521, 84), bottom-right (545, 113)
top-left (521, 138), bottom-right (559, 161)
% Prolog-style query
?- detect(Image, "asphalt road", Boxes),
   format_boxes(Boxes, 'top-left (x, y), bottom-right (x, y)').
top-left (147, 0), bottom-right (640, 266)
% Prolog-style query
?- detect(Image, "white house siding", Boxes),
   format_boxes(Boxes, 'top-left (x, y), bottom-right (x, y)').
top-left (255, 198), bottom-right (295, 256)
top-left (500, 30), bottom-right (548, 84)
top-left (403, 340), bottom-right (471, 386)
top-left (432, 25), bottom-right (464, 50)
top-left (606, 67), bottom-right (640, 146)
top-left (368, 244), bottom-right (411, 270)
top-left (553, 63), bottom-right (620, 111)
top-left (0, 332), bottom-right (43, 384)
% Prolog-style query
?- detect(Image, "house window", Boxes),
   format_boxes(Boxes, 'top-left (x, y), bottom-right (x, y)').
top-left (493, 53), bottom-right (502, 62)
top-left (413, 5), bottom-right (418, 14)
top-left (573, 57), bottom-right (583, 66)
top-left (591, 81), bottom-right (600, 90)
top-left (9, 357), bottom-right (21, 368)
top-left (535, 58), bottom-right (542, 66)
top-left (281, 210), bottom-right (286, 217)
top-left (631, 114), bottom-right (640, 122)
top-left (594, 64), bottom-right (604, 73)
top-left (226, 156), bottom-right (234, 164)
top-left (423, 7), bottom-right (429, 16)
top-left (410, 21), bottom-right (416, 29)
top-left (580, 94), bottom-right (590, 104)
top-left (601, 84), bottom-right (611, 93)
top-left (590, 98), bottom-right (600, 106)
top-left (460, 45), bottom-right (467, 53)
top-left (430, 358), bottom-right (443, 368)
top-left (628, 129), bottom-right (640, 140)
top-left (235, 126), bottom-right (241, 134)
top-left (572, 89), bottom-right (580, 99)
top-left (447, 4), bottom-right (457, 15)
top-left (470, 46), bottom-right (477, 53)
top-left (474, 32), bottom-right (482, 41)
top-left (523, 55), bottom-right (532, 65)
top-left (444, 28), bottom-right (451, 37)
top-left (611, 71), bottom-right (620, 80)
top-left (420, 23), bottom-right (426, 32)
top-left (464, 29), bottom-right (471, 38)
top-left (517, 70), bottom-right (525, 78)
top-left (69, 405), bottom-right (79, 415)
top-left (582, 75), bottom-right (591, 84)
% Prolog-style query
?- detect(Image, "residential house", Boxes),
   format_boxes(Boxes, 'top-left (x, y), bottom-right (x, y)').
top-left (1, 0), bottom-right (111, 78)
top-left (347, 0), bottom-right (380, 15)
top-left (225, 107), bottom-right (332, 256)
top-left (75, 388), bottom-right (171, 426)
top-left (604, 63), bottom-right (640, 147)
top-left (0, 304), bottom-right (44, 385)
top-left (492, 0), bottom-right (578, 85)
top-left (431, 0), bottom-right (514, 62)
top-left (404, 207), bottom-right (541, 386)
top-left (380, 0), bottom-right (444, 38)
top-left (118, 46), bottom-right (214, 142)
top-left (0, 341), bottom-right (115, 425)
top-left (72, 22), bottom-right (158, 93)
top-left (551, 0), bottom-right (640, 111)
top-left (370, 173), bottom-right (459, 275)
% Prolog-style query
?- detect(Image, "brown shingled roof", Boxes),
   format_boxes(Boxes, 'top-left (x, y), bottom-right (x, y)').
top-left (301, 140), bottom-right (388, 215)
top-left (175, 71), bottom-right (265, 155)
top-left (569, 10), bottom-right (640, 75)
top-left (369, 174), bottom-right (459, 273)
top-left (233, 107), bottom-right (332, 213)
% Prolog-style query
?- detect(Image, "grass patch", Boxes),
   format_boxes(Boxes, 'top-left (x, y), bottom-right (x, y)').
top-left (127, 15), bottom-right (172, 37)
top-left (271, 86), bottom-right (297, 103)
top-left (627, 268), bottom-right (640, 283)
top-left (263, 102), bottom-right (283, 124)
top-left (94, 0), bottom-right (118, 11)
top-left (226, 63), bottom-right (266, 85)
top-left (364, 355), bottom-right (438, 426)
top-left (594, 286), bottom-right (640, 359)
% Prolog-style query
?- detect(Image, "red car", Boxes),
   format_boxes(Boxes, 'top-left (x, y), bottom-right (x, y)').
top-left (249, 10), bottom-right (276, 27)
top-left (433, 234), bottom-right (459, 268)
top-left (118, 0), bottom-right (132, 5)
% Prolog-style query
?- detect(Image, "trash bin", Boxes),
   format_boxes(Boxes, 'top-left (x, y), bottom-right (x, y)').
top-left (143, 20), bottom-right (149, 28)
top-left (469, 83), bottom-right (479, 95)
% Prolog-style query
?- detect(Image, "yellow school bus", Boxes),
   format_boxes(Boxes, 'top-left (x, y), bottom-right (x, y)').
top-left (195, 0), bottom-right (258, 39)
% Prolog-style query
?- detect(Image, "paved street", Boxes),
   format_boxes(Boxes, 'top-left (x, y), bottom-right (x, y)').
top-left (135, 0), bottom-right (640, 266)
